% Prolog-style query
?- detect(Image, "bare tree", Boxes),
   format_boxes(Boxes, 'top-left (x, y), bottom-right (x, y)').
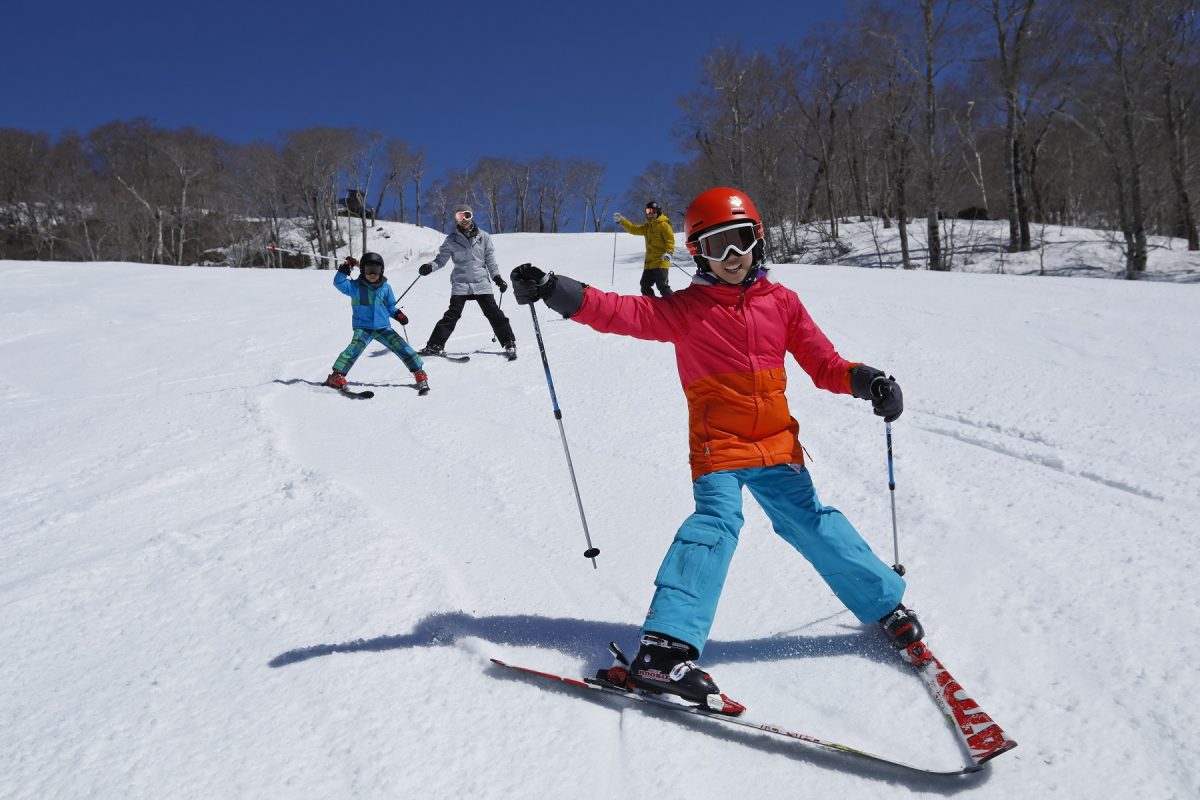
top-left (1151, 2), bottom-right (1199, 250)
top-left (1069, 0), bottom-right (1157, 278)
top-left (154, 127), bottom-right (223, 265)
top-left (574, 160), bottom-right (607, 231)
top-left (91, 119), bottom-right (171, 263)
top-left (0, 129), bottom-right (51, 259)
top-left (532, 156), bottom-right (572, 232)
top-left (281, 127), bottom-right (357, 264)
top-left (920, 0), bottom-right (955, 270)
top-left (788, 30), bottom-right (856, 241)
top-left (372, 137), bottom-right (418, 223)
top-left (864, 2), bottom-right (921, 267)
top-left (510, 160), bottom-right (534, 232)
top-left (45, 133), bottom-right (108, 261)
top-left (473, 157), bottom-right (515, 233)
top-left (411, 150), bottom-right (427, 226)
top-left (344, 129), bottom-right (385, 253)
top-left (985, 0), bottom-right (1038, 251)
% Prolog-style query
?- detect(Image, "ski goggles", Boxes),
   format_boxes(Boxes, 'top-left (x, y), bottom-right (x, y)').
top-left (690, 222), bottom-right (760, 262)
top-left (455, 210), bottom-right (473, 222)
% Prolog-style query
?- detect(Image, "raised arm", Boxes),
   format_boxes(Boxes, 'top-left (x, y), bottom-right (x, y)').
top-left (509, 264), bottom-right (685, 343)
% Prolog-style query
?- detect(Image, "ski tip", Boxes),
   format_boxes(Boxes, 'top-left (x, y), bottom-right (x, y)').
top-left (975, 739), bottom-right (1019, 766)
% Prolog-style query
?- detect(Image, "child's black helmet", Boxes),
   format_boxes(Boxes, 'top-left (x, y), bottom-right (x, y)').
top-left (359, 252), bottom-right (385, 283)
top-left (646, 200), bottom-right (662, 215)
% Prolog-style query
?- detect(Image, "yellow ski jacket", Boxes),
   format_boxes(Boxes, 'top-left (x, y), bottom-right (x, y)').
top-left (620, 213), bottom-right (676, 270)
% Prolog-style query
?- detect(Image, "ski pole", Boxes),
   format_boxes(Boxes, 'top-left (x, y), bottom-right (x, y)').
top-left (667, 253), bottom-right (693, 279)
top-left (267, 242), bottom-right (338, 264)
top-left (528, 303), bottom-right (600, 568)
top-left (492, 287), bottom-right (505, 343)
top-left (885, 421), bottom-right (905, 576)
top-left (610, 231), bottom-right (617, 285)
top-left (395, 274), bottom-right (422, 303)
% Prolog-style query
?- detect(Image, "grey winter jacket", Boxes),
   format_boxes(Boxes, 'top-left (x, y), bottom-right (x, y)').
top-left (429, 226), bottom-right (501, 295)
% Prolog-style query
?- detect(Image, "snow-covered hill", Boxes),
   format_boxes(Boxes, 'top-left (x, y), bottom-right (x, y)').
top-left (2, 224), bottom-right (1198, 799)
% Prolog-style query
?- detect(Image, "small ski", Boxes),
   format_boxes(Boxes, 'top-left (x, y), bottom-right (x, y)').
top-left (474, 349), bottom-right (517, 361)
top-left (490, 656), bottom-right (993, 776)
top-left (420, 351), bottom-right (470, 363)
top-left (899, 641), bottom-right (1018, 766)
top-left (273, 378), bottom-right (374, 398)
top-left (333, 386), bottom-right (374, 399)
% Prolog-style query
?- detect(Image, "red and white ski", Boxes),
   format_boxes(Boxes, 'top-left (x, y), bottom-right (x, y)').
top-left (491, 642), bottom-right (1016, 776)
top-left (900, 640), bottom-right (1018, 765)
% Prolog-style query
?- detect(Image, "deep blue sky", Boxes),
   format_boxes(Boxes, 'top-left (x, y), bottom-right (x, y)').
top-left (2, 0), bottom-right (849, 216)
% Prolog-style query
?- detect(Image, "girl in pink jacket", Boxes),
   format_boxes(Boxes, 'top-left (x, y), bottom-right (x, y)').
top-left (511, 188), bottom-right (919, 715)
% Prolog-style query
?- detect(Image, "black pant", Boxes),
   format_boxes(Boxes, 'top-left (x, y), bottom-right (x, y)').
top-left (427, 293), bottom-right (515, 349)
top-left (640, 268), bottom-right (673, 297)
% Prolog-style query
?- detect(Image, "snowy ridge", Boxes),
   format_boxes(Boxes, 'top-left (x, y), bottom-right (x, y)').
top-left (1, 223), bottom-right (1198, 798)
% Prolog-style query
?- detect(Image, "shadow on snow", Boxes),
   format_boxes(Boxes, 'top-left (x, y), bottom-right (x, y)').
top-left (269, 611), bottom-right (991, 790)
top-left (269, 609), bottom-right (902, 670)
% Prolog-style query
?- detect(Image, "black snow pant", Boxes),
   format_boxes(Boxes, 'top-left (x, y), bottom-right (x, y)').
top-left (427, 293), bottom-right (515, 349)
top-left (640, 267), bottom-right (673, 297)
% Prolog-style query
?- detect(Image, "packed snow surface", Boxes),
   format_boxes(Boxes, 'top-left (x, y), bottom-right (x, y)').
top-left (2, 219), bottom-right (1198, 798)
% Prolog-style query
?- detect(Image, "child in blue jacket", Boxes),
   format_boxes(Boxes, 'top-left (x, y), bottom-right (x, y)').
top-left (324, 252), bottom-right (429, 395)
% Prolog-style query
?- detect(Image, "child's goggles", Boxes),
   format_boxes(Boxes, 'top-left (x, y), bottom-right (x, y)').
top-left (691, 222), bottom-right (759, 262)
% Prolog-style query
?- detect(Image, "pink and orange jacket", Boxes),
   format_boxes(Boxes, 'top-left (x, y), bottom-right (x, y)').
top-left (571, 273), bottom-right (856, 481)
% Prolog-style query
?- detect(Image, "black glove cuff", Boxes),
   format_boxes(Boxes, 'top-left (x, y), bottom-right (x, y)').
top-left (849, 364), bottom-right (886, 400)
top-left (544, 274), bottom-right (586, 318)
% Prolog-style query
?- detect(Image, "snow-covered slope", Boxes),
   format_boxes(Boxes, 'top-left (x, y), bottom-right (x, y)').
top-left (2, 225), bottom-right (1198, 799)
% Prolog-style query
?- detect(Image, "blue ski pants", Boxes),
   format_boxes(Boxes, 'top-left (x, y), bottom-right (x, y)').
top-left (640, 464), bottom-right (906, 656)
top-left (333, 328), bottom-right (423, 374)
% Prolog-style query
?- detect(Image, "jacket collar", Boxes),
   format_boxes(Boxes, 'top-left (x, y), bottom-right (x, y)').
top-left (693, 266), bottom-right (768, 288)
top-left (690, 268), bottom-right (773, 303)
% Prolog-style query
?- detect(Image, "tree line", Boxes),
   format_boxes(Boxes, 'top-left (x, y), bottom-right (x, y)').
top-left (2, 0), bottom-right (1196, 279)
top-left (635, 0), bottom-right (1197, 279)
top-left (0, 122), bottom-right (609, 267)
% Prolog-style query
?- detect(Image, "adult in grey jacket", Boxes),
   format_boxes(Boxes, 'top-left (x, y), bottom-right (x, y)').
top-left (418, 204), bottom-right (516, 358)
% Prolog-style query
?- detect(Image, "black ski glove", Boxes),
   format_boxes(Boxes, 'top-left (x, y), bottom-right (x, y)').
top-left (850, 365), bottom-right (904, 423)
top-left (393, 309), bottom-right (409, 326)
top-left (419, 263), bottom-right (434, 276)
top-left (494, 275), bottom-right (508, 293)
top-left (338, 256), bottom-right (356, 275)
top-left (511, 264), bottom-right (552, 304)
top-left (510, 263), bottom-right (586, 318)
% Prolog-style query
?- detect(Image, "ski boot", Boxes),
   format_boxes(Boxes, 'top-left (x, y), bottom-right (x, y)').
top-left (413, 369), bottom-right (430, 396)
top-left (618, 633), bottom-right (745, 715)
top-left (323, 370), bottom-right (348, 390)
top-left (418, 344), bottom-right (443, 357)
top-left (503, 342), bottom-right (517, 361)
top-left (879, 603), bottom-right (924, 649)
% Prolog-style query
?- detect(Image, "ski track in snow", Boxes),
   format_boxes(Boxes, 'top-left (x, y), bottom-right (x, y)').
top-left (915, 414), bottom-right (1162, 500)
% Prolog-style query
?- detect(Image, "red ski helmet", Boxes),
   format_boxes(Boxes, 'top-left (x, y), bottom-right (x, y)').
top-left (684, 188), bottom-right (765, 267)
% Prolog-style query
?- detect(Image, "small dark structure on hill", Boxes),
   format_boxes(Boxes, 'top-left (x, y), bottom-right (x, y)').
top-left (337, 189), bottom-right (376, 223)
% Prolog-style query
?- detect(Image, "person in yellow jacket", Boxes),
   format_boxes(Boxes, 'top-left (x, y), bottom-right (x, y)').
top-left (615, 200), bottom-right (675, 296)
